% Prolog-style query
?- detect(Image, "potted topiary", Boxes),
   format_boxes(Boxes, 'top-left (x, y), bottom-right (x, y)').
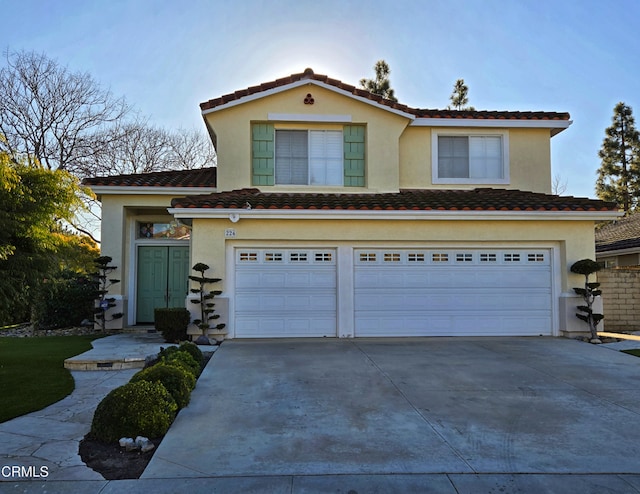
top-left (189, 263), bottom-right (226, 345)
top-left (570, 258), bottom-right (604, 343)
top-left (92, 256), bottom-right (123, 332)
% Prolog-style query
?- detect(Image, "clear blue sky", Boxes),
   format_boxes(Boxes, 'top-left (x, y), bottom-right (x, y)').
top-left (2, 0), bottom-right (639, 199)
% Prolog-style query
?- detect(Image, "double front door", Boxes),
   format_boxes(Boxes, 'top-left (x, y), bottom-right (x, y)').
top-left (137, 246), bottom-right (189, 324)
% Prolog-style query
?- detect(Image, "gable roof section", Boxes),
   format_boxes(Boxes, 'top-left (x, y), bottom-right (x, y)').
top-left (83, 168), bottom-right (217, 196)
top-left (200, 68), bottom-right (571, 133)
top-left (596, 213), bottom-right (640, 253)
top-left (171, 188), bottom-right (616, 216)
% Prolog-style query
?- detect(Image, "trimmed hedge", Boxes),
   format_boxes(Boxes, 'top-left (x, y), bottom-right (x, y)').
top-left (178, 341), bottom-right (204, 367)
top-left (32, 271), bottom-right (96, 330)
top-left (160, 347), bottom-right (201, 378)
top-left (90, 381), bottom-right (177, 442)
top-left (90, 341), bottom-right (210, 444)
top-left (131, 363), bottom-right (195, 409)
top-left (155, 307), bottom-right (190, 343)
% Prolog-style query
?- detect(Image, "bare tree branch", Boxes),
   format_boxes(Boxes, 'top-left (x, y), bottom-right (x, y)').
top-left (0, 50), bottom-right (129, 171)
top-left (552, 173), bottom-right (568, 195)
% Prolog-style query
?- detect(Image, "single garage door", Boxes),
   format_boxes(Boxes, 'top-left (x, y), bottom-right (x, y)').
top-left (235, 249), bottom-right (337, 337)
top-left (354, 248), bottom-right (552, 336)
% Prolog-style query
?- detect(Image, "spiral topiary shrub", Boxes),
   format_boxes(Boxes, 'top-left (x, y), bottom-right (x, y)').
top-left (90, 381), bottom-right (177, 443)
top-left (159, 346), bottom-right (201, 378)
top-left (131, 363), bottom-right (195, 409)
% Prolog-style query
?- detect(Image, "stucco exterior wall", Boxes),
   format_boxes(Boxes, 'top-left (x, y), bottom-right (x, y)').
top-left (205, 85), bottom-right (556, 195)
top-left (98, 194), bottom-right (185, 327)
top-left (398, 127), bottom-right (552, 193)
top-left (205, 84), bottom-right (411, 193)
top-left (190, 216), bottom-right (597, 336)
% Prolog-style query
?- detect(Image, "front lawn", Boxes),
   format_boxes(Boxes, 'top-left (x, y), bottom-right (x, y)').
top-left (622, 349), bottom-right (640, 358)
top-left (0, 336), bottom-right (101, 423)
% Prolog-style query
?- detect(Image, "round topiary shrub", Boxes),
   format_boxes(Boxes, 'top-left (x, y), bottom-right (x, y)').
top-left (90, 381), bottom-right (177, 443)
top-left (131, 363), bottom-right (195, 408)
top-left (179, 341), bottom-right (204, 367)
top-left (161, 350), bottom-right (201, 378)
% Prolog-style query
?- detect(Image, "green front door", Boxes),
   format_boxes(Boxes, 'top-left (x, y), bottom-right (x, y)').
top-left (137, 246), bottom-right (189, 324)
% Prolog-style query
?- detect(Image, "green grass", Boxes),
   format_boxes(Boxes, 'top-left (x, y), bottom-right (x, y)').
top-left (622, 349), bottom-right (640, 358)
top-left (0, 336), bottom-right (101, 423)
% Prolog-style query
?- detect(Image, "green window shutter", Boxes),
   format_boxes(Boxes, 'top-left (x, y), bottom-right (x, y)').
top-left (343, 125), bottom-right (365, 187)
top-left (252, 123), bottom-right (275, 186)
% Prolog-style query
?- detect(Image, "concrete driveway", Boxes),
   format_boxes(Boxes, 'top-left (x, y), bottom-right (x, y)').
top-left (142, 337), bottom-right (640, 492)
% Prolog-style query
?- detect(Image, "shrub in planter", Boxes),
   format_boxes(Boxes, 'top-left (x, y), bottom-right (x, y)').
top-left (90, 381), bottom-right (177, 443)
top-left (155, 307), bottom-right (190, 343)
top-left (161, 349), bottom-right (201, 379)
top-left (131, 363), bottom-right (195, 409)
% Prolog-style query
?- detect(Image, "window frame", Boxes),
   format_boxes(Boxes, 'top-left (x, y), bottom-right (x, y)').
top-left (274, 129), bottom-right (344, 186)
top-left (431, 129), bottom-right (510, 185)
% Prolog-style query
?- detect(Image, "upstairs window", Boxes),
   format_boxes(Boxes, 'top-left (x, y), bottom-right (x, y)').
top-left (433, 131), bottom-right (509, 184)
top-left (251, 123), bottom-right (365, 187)
top-left (275, 130), bottom-right (343, 185)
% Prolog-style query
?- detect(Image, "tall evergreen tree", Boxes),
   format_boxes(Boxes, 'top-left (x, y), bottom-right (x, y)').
top-left (596, 102), bottom-right (640, 212)
top-left (448, 79), bottom-right (475, 111)
top-left (359, 60), bottom-right (397, 102)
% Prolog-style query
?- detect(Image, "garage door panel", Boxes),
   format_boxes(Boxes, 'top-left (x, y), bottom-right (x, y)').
top-left (354, 249), bottom-right (553, 337)
top-left (237, 270), bottom-right (335, 289)
top-left (235, 316), bottom-right (336, 338)
top-left (355, 311), bottom-right (552, 337)
top-left (235, 249), bottom-right (337, 338)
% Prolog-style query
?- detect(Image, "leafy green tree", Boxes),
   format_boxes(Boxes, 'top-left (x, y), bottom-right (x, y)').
top-left (359, 60), bottom-right (397, 102)
top-left (0, 150), bottom-right (85, 325)
top-left (596, 102), bottom-right (640, 212)
top-left (448, 79), bottom-right (475, 111)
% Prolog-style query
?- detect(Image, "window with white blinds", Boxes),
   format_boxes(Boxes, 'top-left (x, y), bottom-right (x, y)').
top-left (433, 131), bottom-right (509, 184)
top-left (275, 130), bottom-right (343, 185)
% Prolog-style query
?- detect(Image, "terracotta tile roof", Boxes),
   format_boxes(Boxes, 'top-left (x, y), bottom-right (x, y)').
top-left (596, 213), bottom-right (640, 252)
top-left (200, 68), bottom-right (571, 122)
top-left (171, 188), bottom-right (616, 213)
top-left (83, 168), bottom-right (217, 188)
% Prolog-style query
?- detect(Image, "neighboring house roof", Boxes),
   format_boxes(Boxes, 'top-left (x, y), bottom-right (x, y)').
top-left (596, 213), bottom-right (640, 253)
top-left (171, 188), bottom-right (616, 213)
top-left (83, 167), bottom-right (217, 188)
top-left (200, 68), bottom-right (571, 133)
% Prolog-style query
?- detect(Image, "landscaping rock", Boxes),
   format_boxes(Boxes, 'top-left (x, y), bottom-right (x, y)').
top-left (119, 437), bottom-right (133, 449)
top-left (0, 324), bottom-right (107, 338)
top-left (139, 438), bottom-right (155, 453)
top-left (194, 335), bottom-right (211, 345)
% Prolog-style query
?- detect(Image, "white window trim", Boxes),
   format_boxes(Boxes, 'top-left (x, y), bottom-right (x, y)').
top-left (431, 129), bottom-right (510, 185)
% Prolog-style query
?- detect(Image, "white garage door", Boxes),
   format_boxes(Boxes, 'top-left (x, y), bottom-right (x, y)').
top-left (235, 249), bottom-right (337, 337)
top-left (354, 249), bottom-right (552, 336)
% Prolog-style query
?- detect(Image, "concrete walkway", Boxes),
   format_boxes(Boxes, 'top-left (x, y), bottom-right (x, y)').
top-left (2, 336), bottom-right (640, 493)
top-left (0, 369), bottom-right (137, 482)
top-left (64, 332), bottom-right (169, 370)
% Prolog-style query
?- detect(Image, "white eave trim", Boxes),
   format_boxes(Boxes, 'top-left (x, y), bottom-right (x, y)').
top-left (89, 186), bottom-right (217, 196)
top-left (201, 79), bottom-right (416, 120)
top-left (411, 117), bottom-right (572, 132)
top-left (168, 208), bottom-right (621, 222)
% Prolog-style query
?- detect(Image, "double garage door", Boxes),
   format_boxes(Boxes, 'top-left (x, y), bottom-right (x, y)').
top-left (235, 248), bottom-right (553, 338)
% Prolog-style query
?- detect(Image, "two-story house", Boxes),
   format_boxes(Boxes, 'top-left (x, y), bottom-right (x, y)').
top-left (86, 68), bottom-right (620, 339)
